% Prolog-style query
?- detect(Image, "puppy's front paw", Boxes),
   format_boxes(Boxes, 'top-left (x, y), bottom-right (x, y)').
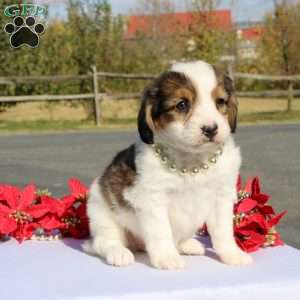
top-left (220, 249), bottom-right (253, 266)
top-left (105, 246), bottom-right (135, 267)
top-left (179, 238), bottom-right (205, 255)
top-left (150, 250), bottom-right (185, 270)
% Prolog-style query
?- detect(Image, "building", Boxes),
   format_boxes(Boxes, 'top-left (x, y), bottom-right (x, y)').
top-left (236, 22), bottom-right (264, 60)
top-left (125, 11), bottom-right (264, 61)
top-left (125, 10), bottom-right (233, 40)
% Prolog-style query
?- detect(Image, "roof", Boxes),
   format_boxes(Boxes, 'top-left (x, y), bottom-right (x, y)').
top-left (239, 26), bottom-right (264, 40)
top-left (125, 10), bottom-right (233, 39)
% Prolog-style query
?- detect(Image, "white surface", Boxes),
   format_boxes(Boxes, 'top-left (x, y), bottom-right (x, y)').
top-left (1, 238), bottom-right (300, 300)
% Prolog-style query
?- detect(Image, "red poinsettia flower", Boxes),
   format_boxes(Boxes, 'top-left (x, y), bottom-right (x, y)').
top-left (38, 195), bottom-right (76, 231)
top-left (234, 176), bottom-right (287, 252)
top-left (68, 178), bottom-right (88, 201)
top-left (0, 184), bottom-right (49, 242)
top-left (39, 193), bottom-right (89, 239)
top-left (60, 201), bottom-right (89, 239)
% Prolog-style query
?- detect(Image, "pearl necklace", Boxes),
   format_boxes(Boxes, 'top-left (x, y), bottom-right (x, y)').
top-left (152, 143), bottom-right (223, 176)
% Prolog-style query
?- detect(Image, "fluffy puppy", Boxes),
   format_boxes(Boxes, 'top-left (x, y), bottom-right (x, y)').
top-left (84, 61), bottom-right (253, 270)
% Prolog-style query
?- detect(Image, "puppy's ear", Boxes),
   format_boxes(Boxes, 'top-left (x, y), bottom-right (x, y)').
top-left (137, 86), bottom-right (157, 144)
top-left (224, 74), bottom-right (238, 133)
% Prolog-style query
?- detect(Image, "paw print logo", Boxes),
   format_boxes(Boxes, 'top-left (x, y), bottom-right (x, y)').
top-left (4, 16), bottom-right (45, 48)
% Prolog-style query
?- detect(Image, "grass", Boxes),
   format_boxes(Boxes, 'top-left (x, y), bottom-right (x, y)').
top-left (0, 118), bottom-right (137, 133)
top-left (239, 111), bottom-right (300, 124)
top-left (0, 120), bottom-right (88, 133)
top-left (0, 98), bottom-right (299, 134)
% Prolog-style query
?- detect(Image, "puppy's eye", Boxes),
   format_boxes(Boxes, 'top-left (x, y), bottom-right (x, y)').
top-left (175, 99), bottom-right (189, 112)
top-left (216, 98), bottom-right (227, 107)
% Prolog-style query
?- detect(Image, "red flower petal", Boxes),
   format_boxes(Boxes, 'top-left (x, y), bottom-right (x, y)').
top-left (244, 177), bottom-right (255, 194)
top-left (61, 195), bottom-right (76, 210)
top-left (2, 185), bottom-right (20, 209)
top-left (13, 223), bottom-right (38, 243)
top-left (18, 184), bottom-right (36, 210)
top-left (26, 204), bottom-right (49, 219)
top-left (41, 196), bottom-right (70, 217)
top-left (41, 196), bottom-right (60, 212)
top-left (259, 205), bottom-right (275, 216)
top-left (39, 215), bottom-right (63, 230)
top-left (273, 233), bottom-right (284, 246)
top-left (0, 186), bottom-right (4, 200)
top-left (76, 202), bottom-right (87, 218)
top-left (268, 211), bottom-right (287, 228)
top-left (236, 198), bottom-right (258, 213)
top-left (0, 203), bottom-right (12, 214)
top-left (68, 178), bottom-right (88, 200)
top-left (253, 193), bottom-right (270, 205)
top-left (237, 213), bottom-right (266, 230)
top-left (0, 216), bottom-right (17, 234)
top-left (252, 177), bottom-right (261, 195)
top-left (236, 238), bottom-right (262, 253)
top-left (237, 230), bottom-right (266, 244)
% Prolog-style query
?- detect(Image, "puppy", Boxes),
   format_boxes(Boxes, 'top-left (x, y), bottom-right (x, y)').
top-left (84, 61), bottom-right (253, 270)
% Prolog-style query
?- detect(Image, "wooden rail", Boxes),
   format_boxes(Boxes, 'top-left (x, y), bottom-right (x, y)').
top-left (0, 69), bottom-right (299, 125)
top-left (234, 73), bottom-right (300, 82)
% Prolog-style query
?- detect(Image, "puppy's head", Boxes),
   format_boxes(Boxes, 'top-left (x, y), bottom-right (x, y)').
top-left (138, 61), bottom-right (238, 153)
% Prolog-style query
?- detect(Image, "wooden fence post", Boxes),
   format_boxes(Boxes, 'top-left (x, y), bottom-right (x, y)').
top-left (227, 61), bottom-right (234, 81)
top-left (92, 65), bottom-right (101, 126)
top-left (287, 81), bottom-right (294, 113)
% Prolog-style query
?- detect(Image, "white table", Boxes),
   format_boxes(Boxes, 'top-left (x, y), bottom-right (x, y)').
top-left (1, 238), bottom-right (300, 300)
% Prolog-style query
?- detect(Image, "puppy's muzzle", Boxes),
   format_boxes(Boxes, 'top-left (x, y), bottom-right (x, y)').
top-left (201, 123), bottom-right (218, 139)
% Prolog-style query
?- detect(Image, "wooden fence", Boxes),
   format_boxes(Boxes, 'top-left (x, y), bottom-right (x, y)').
top-left (0, 66), bottom-right (299, 126)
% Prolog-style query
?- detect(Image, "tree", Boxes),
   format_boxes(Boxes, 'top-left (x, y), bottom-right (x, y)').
top-left (259, 0), bottom-right (300, 111)
top-left (182, 0), bottom-right (235, 64)
top-left (260, 0), bottom-right (300, 74)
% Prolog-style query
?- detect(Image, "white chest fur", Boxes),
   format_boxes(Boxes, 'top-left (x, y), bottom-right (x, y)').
top-left (122, 137), bottom-right (241, 244)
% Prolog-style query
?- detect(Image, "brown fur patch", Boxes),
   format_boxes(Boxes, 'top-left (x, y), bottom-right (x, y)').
top-left (212, 67), bottom-right (238, 133)
top-left (212, 85), bottom-right (229, 114)
top-left (151, 72), bottom-right (196, 130)
top-left (99, 144), bottom-right (136, 210)
top-left (138, 71), bottom-right (196, 143)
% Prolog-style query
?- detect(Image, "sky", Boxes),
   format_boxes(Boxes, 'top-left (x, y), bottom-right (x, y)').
top-left (36, 0), bottom-right (275, 22)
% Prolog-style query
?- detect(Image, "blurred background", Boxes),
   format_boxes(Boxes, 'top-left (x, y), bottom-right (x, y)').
top-left (0, 0), bottom-right (299, 130)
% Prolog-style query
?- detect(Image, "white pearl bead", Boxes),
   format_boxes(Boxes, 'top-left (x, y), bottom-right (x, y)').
top-left (209, 156), bottom-right (217, 163)
top-left (216, 148), bottom-right (223, 155)
top-left (155, 148), bottom-right (162, 154)
top-left (192, 168), bottom-right (199, 174)
top-left (202, 163), bottom-right (209, 170)
top-left (161, 156), bottom-right (168, 164)
top-left (180, 168), bottom-right (188, 175)
top-left (169, 164), bottom-right (177, 171)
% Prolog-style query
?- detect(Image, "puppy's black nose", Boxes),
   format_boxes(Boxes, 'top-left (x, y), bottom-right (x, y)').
top-left (201, 123), bottom-right (218, 139)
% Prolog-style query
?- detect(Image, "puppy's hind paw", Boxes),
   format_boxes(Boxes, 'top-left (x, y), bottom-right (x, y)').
top-left (105, 246), bottom-right (135, 267)
top-left (179, 238), bottom-right (205, 256)
top-left (220, 249), bottom-right (253, 266)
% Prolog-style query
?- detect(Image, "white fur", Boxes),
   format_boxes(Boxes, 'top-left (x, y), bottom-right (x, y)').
top-left (84, 61), bottom-right (253, 269)
top-left (155, 61), bottom-right (231, 154)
